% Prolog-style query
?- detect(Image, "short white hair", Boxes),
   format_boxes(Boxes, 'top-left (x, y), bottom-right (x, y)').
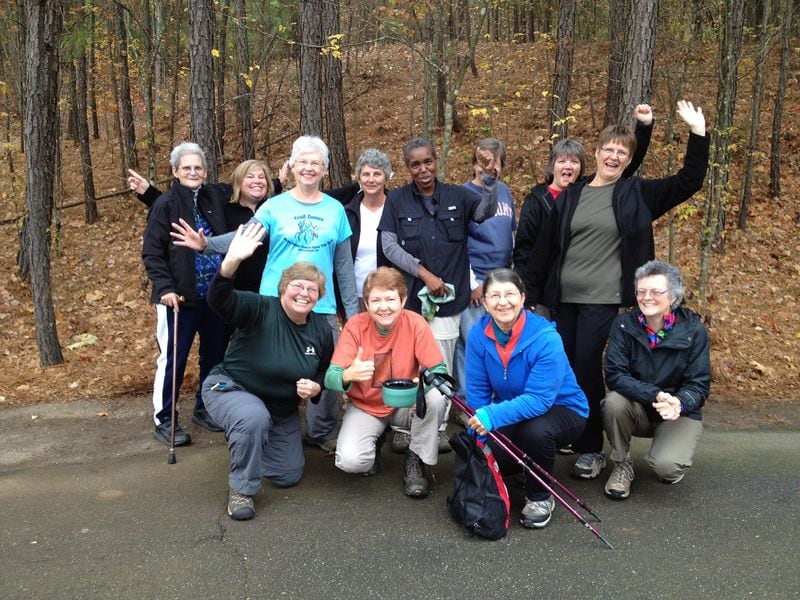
top-left (289, 136), bottom-right (330, 170)
top-left (169, 142), bottom-right (207, 170)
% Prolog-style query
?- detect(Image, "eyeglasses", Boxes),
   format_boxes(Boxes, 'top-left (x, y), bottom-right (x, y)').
top-left (179, 165), bottom-right (205, 173)
top-left (287, 282), bottom-right (319, 296)
top-left (635, 288), bottom-right (668, 299)
top-left (485, 291), bottom-right (521, 303)
top-left (599, 147), bottom-right (629, 159)
top-left (295, 160), bottom-right (324, 170)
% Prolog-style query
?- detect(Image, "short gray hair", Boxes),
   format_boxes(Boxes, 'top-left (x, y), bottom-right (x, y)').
top-left (474, 138), bottom-right (506, 170)
top-left (170, 142), bottom-right (207, 170)
top-left (634, 260), bottom-right (685, 309)
top-left (545, 139), bottom-right (585, 184)
top-left (289, 135), bottom-right (330, 170)
top-left (355, 148), bottom-right (393, 181)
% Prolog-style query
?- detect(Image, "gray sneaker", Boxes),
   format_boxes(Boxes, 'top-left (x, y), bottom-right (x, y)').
top-left (438, 430), bottom-right (452, 454)
top-left (521, 495), bottom-right (556, 529)
top-left (391, 430), bottom-right (410, 454)
top-left (660, 472), bottom-right (686, 485)
top-left (571, 452), bottom-right (607, 479)
top-left (227, 488), bottom-right (255, 520)
top-left (604, 459), bottom-right (634, 499)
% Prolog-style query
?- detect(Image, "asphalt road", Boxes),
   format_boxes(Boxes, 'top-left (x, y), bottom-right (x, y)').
top-left (1, 399), bottom-right (798, 599)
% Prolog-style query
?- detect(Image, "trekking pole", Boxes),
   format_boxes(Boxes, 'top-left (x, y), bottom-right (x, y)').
top-left (422, 370), bottom-right (612, 549)
top-left (422, 370), bottom-right (600, 519)
top-left (167, 297), bottom-right (183, 465)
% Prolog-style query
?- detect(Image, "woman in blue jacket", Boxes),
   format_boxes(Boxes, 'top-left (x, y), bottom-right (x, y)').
top-left (465, 268), bottom-right (588, 529)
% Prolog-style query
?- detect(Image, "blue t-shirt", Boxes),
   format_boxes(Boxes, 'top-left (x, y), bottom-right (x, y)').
top-left (463, 180), bottom-right (516, 281)
top-left (254, 191), bottom-right (352, 315)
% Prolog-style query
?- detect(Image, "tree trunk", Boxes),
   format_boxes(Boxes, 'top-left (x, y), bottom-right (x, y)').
top-left (107, 13), bottom-right (126, 180)
top-left (75, 50), bottom-right (98, 224)
top-left (233, 0), bottom-right (255, 160)
top-left (603, 0), bottom-right (625, 127)
top-left (189, 0), bottom-right (218, 182)
top-left (698, 0), bottom-right (744, 301)
top-left (142, 0), bottom-right (157, 180)
top-left (299, 0), bottom-right (324, 136)
top-left (549, 0), bottom-right (575, 141)
top-left (115, 3), bottom-right (138, 170)
top-left (21, 0), bottom-right (64, 366)
top-left (87, 0), bottom-right (99, 139)
top-left (16, 0), bottom-right (26, 153)
top-left (215, 0), bottom-right (230, 156)
top-left (154, 0), bottom-right (165, 104)
top-left (618, 0), bottom-right (658, 126)
top-left (421, 11), bottom-right (438, 140)
top-left (739, 0), bottom-right (771, 230)
top-left (769, 0), bottom-right (792, 198)
top-left (168, 0), bottom-right (183, 148)
top-left (322, 0), bottom-right (351, 187)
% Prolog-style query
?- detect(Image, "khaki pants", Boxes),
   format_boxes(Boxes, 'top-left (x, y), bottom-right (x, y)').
top-left (601, 391), bottom-right (703, 480)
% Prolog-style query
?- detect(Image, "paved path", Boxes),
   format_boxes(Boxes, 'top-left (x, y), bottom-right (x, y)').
top-left (1, 399), bottom-right (798, 598)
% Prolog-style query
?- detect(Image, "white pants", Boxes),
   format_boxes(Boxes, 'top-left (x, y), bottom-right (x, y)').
top-left (335, 388), bottom-right (447, 472)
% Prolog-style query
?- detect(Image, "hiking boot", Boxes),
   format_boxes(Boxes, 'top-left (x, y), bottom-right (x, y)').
top-left (521, 495), bottom-right (556, 529)
top-left (304, 436), bottom-right (337, 456)
top-left (391, 430), bottom-right (410, 454)
top-left (604, 459), bottom-right (634, 500)
top-left (192, 407), bottom-right (223, 432)
top-left (660, 472), bottom-right (686, 485)
top-left (227, 488), bottom-right (255, 520)
top-left (154, 420), bottom-right (191, 447)
top-left (403, 450), bottom-right (432, 497)
top-left (571, 452), bottom-right (606, 479)
top-left (438, 430), bottom-right (452, 454)
top-left (364, 431), bottom-right (386, 477)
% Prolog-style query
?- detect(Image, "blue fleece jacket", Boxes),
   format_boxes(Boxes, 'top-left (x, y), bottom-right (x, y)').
top-left (465, 311), bottom-right (589, 431)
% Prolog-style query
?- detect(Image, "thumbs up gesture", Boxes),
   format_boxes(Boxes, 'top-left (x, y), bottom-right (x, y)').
top-left (343, 347), bottom-right (375, 383)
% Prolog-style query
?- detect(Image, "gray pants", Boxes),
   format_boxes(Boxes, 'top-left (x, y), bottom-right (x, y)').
top-left (305, 313), bottom-right (340, 442)
top-left (335, 388), bottom-right (447, 473)
top-left (601, 390), bottom-right (703, 480)
top-left (203, 374), bottom-right (304, 496)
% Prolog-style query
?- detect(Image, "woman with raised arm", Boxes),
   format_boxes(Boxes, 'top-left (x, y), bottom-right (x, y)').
top-left (526, 100), bottom-right (709, 482)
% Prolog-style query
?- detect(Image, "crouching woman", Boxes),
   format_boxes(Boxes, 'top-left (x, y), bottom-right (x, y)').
top-left (203, 224), bottom-right (334, 520)
top-left (602, 260), bottom-right (709, 500)
top-left (324, 267), bottom-right (449, 498)
top-left (465, 268), bottom-right (588, 529)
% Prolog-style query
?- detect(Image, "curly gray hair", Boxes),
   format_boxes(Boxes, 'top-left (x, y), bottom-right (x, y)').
top-left (634, 260), bottom-right (685, 309)
top-left (355, 148), bottom-right (393, 181)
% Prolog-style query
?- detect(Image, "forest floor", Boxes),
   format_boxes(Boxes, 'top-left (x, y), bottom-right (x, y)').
top-left (0, 41), bottom-right (798, 412)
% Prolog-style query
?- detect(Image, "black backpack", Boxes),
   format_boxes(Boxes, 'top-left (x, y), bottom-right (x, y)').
top-left (447, 430), bottom-right (511, 540)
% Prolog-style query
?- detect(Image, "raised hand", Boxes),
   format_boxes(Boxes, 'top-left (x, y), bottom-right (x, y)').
top-left (226, 223), bottom-right (264, 262)
top-left (634, 104), bottom-right (653, 126)
top-left (475, 147), bottom-right (498, 177)
top-left (676, 100), bottom-right (705, 136)
top-left (127, 168), bottom-right (150, 194)
top-left (344, 347), bottom-right (375, 383)
top-left (171, 218), bottom-right (208, 251)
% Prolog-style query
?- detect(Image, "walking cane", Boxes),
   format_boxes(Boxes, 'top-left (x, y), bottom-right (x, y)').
top-left (167, 297), bottom-right (183, 465)
top-left (422, 369), bottom-right (613, 549)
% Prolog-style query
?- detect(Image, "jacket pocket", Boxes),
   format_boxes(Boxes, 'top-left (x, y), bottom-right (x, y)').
top-left (439, 212), bottom-right (466, 242)
top-left (398, 215), bottom-right (422, 241)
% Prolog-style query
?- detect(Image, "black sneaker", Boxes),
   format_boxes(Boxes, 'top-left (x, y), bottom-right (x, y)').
top-left (364, 430), bottom-right (386, 477)
top-left (403, 450), bottom-right (432, 497)
top-left (192, 408), bottom-right (223, 432)
top-left (154, 420), bottom-right (191, 447)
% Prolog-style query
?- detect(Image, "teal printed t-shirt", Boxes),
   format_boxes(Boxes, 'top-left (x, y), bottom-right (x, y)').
top-left (254, 191), bottom-right (352, 315)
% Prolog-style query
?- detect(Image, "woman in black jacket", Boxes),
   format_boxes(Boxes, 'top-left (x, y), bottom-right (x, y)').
top-left (514, 105), bottom-right (653, 298)
top-left (527, 100), bottom-right (709, 481)
top-left (601, 260), bottom-right (709, 500)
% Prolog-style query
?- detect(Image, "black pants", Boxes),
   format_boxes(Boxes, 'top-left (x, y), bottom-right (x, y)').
top-left (490, 405), bottom-right (586, 501)
top-left (555, 302), bottom-right (618, 455)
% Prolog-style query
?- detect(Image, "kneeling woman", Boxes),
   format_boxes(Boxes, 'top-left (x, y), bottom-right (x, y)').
top-left (203, 225), bottom-right (334, 520)
top-left (465, 268), bottom-right (588, 529)
top-left (325, 267), bottom-right (448, 498)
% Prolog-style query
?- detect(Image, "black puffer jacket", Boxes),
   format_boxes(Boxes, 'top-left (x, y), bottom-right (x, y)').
top-left (604, 306), bottom-right (710, 421)
top-left (528, 132), bottom-right (710, 309)
top-left (141, 182), bottom-right (228, 306)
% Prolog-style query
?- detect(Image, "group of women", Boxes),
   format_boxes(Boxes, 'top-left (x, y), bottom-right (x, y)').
top-left (136, 98), bottom-right (712, 528)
